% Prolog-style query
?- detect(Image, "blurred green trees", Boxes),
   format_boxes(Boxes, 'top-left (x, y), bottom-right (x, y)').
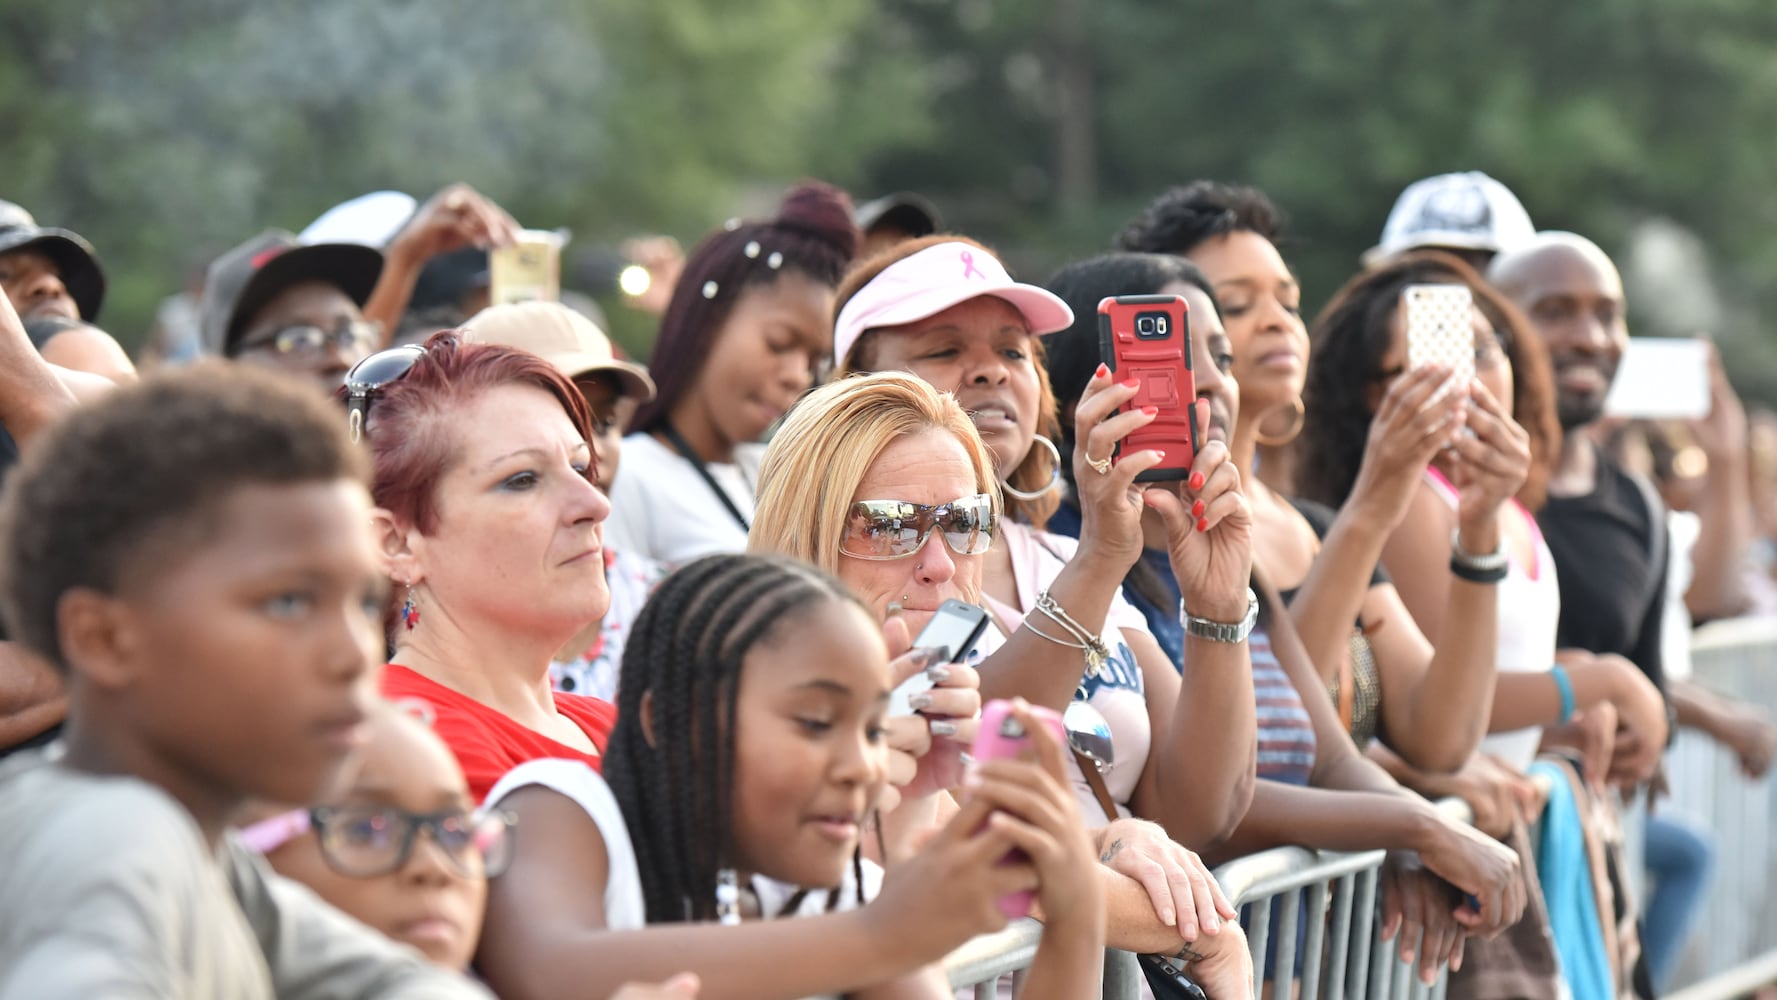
top-left (6, 0), bottom-right (1777, 396)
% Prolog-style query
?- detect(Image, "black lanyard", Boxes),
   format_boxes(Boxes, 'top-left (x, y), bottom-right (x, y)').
top-left (660, 424), bottom-right (751, 533)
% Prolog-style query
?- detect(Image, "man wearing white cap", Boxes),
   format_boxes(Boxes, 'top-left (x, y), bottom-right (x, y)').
top-left (461, 301), bottom-right (660, 702)
top-left (1366, 171), bottom-right (1535, 273)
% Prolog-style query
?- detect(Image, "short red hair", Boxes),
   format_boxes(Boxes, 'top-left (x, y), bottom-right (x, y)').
top-left (365, 331), bottom-right (594, 535)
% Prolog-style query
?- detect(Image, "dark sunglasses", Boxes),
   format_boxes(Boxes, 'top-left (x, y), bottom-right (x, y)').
top-left (839, 493), bottom-right (996, 561)
top-left (309, 804), bottom-right (516, 879)
top-left (344, 346), bottom-right (427, 443)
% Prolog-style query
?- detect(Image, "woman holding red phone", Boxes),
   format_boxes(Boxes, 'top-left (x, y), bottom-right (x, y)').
top-left (1118, 181), bottom-right (1527, 777)
top-left (1043, 250), bottom-right (1529, 984)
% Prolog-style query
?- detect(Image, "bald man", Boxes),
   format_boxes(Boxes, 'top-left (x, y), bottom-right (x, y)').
top-left (1493, 234), bottom-right (1775, 990)
top-left (1491, 233), bottom-right (1672, 694)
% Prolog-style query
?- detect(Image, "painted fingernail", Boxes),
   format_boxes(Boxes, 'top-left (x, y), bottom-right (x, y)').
top-left (1196, 517), bottom-right (1210, 533)
top-left (913, 646), bottom-right (947, 668)
top-left (925, 664), bottom-right (952, 684)
top-left (1095, 363), bottom-right (1109, 378)
top-left (909, 692), bottom-right (935, 711)
top-left (1141, 405), bottom-right (1159, 416)
top-left (929, 719), bottom-right (959, 738)
top-left (1121, 378), bottom-right (1141, 389)
top-left (1189, 472), bottom-right (1206, 491)
top-left (1192, 499), bottom-right (1206, 518)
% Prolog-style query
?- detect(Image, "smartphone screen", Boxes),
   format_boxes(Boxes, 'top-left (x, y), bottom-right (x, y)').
top-left (1604, 338), bottom-right (1711, 420)
top-left (887, 599), bottom-right (990, 717)
top-left (1097, 294), bottom-right (1197, 480)
top-left (1403, 284), bottom-right (1476, 393)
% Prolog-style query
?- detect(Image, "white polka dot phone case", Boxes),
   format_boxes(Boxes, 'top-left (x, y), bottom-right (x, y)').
top-left (1403, 284), bottom-right (1474, 398)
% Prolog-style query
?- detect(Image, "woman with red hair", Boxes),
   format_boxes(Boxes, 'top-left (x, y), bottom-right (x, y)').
top-left (342, 331), bottom-right (616, 800)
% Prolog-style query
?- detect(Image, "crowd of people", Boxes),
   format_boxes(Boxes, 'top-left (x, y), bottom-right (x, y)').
top-left (0, 167), bottom-right (1771, 1000)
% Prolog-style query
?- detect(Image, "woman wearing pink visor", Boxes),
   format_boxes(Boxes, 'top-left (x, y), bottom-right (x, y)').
top-left (831, 236), bottom-right (1261, 930)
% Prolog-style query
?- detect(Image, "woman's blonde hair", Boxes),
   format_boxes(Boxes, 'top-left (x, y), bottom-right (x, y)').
top-left (749, 372), bottom-right (1001, 598)
top-left (834, 235), bottom-right (1063, 528)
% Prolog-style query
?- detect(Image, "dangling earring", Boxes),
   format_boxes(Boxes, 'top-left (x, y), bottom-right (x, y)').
top-left (1001, 434), bottom-right (1063, 502)
top-left (400, 584), bottom-right (421, 631)
top-left (715, 868), bottom-right (742, 926)
top-left (1255, 398), bottom-right (1305, 448)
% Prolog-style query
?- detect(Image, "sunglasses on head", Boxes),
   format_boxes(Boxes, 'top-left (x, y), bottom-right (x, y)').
top-left (344, 345), bottom-right (427, 443)
top-left (839, 493), bottom-right (996, 561)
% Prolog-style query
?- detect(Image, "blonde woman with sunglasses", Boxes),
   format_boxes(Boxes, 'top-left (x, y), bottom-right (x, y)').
top-left (751, 372), bottom-right (1256, 999)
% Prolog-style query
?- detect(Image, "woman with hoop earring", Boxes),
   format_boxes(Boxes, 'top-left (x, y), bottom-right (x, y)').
top-left (1116, 181), bottom-right (1520, 772)
top-left (828, 235), bottom-right (1261, 853)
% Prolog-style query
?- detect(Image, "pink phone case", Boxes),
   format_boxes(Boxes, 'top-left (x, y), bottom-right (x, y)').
top-left (972, 700), bottom-right (1066, 919)
top-left (1403, 284), bottom-right (1475, 395)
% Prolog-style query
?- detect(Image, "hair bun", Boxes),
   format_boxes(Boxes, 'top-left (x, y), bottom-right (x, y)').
top-left (773, 181), bottom-right (860, 261)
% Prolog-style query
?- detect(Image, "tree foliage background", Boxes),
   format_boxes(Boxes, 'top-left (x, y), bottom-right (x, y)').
top-left (7, 0), bottom-right (1777, 398)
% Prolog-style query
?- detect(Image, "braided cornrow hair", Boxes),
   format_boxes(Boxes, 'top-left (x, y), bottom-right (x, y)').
top-left (604, 553), bottom-right (870, 923)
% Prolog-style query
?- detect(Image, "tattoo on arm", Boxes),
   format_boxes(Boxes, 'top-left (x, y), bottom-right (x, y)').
top-left (1171, 943), bottom-right (1208, 964)
top-left (1099, 838), bottom-right (1126, 864)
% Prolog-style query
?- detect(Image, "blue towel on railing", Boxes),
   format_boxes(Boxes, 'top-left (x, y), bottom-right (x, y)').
top-left (1532, 759), bottom-right (1610, 1000)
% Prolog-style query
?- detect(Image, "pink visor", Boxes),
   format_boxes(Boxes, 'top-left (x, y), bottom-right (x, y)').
top-left (833, 241), bottom-right (1074, 367)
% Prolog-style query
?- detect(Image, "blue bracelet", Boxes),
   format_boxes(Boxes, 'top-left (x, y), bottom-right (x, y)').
top-left (1550, 664), bottom-right (1576, 725)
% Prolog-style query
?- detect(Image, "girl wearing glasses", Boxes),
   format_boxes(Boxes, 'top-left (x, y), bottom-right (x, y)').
top-left (751, 373), bottom-right (1256, 996)
top-left (475, 552), bottom-right (1110, 999)
top-left (242, 704), bottom-right (508, 971)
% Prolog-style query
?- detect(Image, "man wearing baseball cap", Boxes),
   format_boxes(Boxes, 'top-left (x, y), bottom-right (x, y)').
top-left (200, 229), bottom-right (387, 395)
top-left (1365, 171), bottom-right (1535, 272)
top-left (0, 201), bottom-right (136, 380)
top-left (205, 184), bottom-right (521, 394)
top-left (460, 300), bottom-right (659, 702)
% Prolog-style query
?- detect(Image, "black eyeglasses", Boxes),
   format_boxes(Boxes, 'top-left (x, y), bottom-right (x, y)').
top-left (344, 346), bottom-right (427, 443)
top-left (308, 804), bottom-right (516, 879)
top-left (238, 320), bottom-right (382, 358)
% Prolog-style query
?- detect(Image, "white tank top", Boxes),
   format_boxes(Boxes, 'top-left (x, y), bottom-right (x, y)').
top-left (1423, 469), bottom-right (1561, 771)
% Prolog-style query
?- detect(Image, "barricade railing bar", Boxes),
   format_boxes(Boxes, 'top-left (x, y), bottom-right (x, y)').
top-left (946, 623), bottom-right (1777, 999)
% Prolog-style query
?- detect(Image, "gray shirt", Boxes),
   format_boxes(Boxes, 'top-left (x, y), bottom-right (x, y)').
top-left (0, 754), bottom-right (491, 1000)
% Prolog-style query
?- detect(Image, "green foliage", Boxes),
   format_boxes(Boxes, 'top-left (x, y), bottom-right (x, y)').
top-left (6, 0), bottom-right (1777, 399)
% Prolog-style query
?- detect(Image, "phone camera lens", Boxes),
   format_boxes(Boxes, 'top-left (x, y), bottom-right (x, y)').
top-left (1137, 316), bottom-right (1156, 335)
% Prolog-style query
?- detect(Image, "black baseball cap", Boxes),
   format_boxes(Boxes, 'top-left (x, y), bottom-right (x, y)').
top-left (201, 230), bottom-right (384, 356)
top-left (0, 200), bottom-right (106, 321)
top-left (854, 192), bottom-right (943, 239)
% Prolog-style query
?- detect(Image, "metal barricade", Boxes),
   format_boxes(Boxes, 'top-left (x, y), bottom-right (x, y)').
top-left (1659, 617), bottom-right (1777, 998)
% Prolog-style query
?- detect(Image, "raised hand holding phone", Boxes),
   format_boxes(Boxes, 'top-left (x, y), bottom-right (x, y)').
top-left (1098, 295), bottom-right (1198, 480)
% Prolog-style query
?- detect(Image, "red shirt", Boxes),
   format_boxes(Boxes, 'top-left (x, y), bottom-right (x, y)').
top-left (379, 664), bottom-right (617, 802)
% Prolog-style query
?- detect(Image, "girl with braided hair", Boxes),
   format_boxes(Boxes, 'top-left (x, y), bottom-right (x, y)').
top-left (474, 553), bottom-right (1107, 1000)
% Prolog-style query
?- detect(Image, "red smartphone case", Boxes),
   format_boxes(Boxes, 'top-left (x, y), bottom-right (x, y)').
top-left (1097, 294), bottom-right (1198, 481)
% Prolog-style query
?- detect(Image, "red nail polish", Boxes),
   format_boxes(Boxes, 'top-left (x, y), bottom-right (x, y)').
top-left (1196, 517), bottom-right (1210, 533)
top-left (1121, 378), bottom-right (1140, 389)
top-left (1141, 405), bottom-right (1159, 416)
top-left (1192, 499), bottom-right (1206, 518)
top-left (1095, 363), bottom-right (1109, 378)
top-left (1189, 471), bottom-right (1205, 491)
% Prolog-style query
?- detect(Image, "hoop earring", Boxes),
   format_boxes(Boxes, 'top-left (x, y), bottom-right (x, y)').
top-left (1001, 434), bottom-right (1062, 502)
top-left (1255, 398), bottom-right (1305, 448)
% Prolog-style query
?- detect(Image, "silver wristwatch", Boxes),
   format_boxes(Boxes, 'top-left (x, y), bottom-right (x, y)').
top-left (1183, 588), bottom-right (1259, 644)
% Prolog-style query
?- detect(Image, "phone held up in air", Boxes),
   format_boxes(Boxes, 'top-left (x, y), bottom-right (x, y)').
top-left (886, 599), bottom-right (991, 718)
top-left (972, 699), bottom-right (1067, 919)
top-left (1098, 294), bottom-right (1198, 481)
top-left (1403, 283), bottom-right (1476, 397)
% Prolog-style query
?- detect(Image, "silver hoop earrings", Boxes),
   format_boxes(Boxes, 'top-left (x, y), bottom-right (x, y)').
top-left (1001, 434), bottom-right (1063, 502)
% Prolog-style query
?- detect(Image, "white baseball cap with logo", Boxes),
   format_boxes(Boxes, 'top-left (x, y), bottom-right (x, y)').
top-left (1366, 171), bottom-right (1535, 266)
